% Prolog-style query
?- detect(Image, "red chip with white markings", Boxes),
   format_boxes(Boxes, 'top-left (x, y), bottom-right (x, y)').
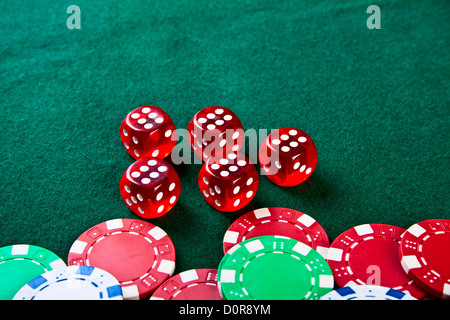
top-left (400, 219), bottom-right (450, 299)
top-left (150, 268), bottom-right (221, 300)
top-left (326, 223), bottom-right (429, 299)
top-left (68, 218), bottom-right (176, 300)
top-left (223, 207), bottom-right (329, 257)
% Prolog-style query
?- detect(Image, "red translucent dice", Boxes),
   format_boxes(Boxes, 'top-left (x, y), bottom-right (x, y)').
top-left (187, 106), bottom-right (244, 162)
top-left (259, 127), bottom-right (318, 187)
top-left (120, 106), bottom-right (176, 160)
top-left (120, 157), bottom-right (181, 218)
top-left (198, 153), bottom-right (258, 212)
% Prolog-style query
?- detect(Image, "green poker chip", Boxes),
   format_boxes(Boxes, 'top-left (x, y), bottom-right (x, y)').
top-left (217, 235), bottom-right (334, 300)
top-left (0, 244), bottom-right (66, 299)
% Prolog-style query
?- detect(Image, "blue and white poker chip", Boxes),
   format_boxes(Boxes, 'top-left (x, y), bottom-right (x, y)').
top-left (14, 265), bottom-right (123, 300)
top-left (321, 285), bottom-right (417, 300)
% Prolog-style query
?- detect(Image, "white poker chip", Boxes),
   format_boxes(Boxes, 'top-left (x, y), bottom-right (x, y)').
top-left (321, 285), bottom-right (417, 300)
top-left (14, 265), bottom-right (123, 300)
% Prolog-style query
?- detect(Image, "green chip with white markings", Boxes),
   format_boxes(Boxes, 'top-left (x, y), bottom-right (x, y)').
top-left (0, 244), bottom-right (66, 299)
top-left (217, 235), bottom-right (334, 300)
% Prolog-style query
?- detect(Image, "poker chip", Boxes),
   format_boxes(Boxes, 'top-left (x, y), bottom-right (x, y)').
top-left (222, 207), bottom-right (329, 256)
top-left (326, 223), bottom-right (429, 299)
top-left (68, 218), bottom-right (176, 300)
top-left (217, 235), bottom-right (334, 300)
top-left (150, 268), bottom-right (222, 300)
top-left (0, 244), bottom-right (66, 300)
top-left (14, 265), bottom-right (123, 300)
top-left (399, 219), bottom-right (450, 299)
top-left (321, 285), bottom-right (417, 300)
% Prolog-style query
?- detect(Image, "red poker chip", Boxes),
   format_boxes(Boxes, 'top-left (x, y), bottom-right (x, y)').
top-left (400, 219), bottom-right (450, 299)
top-left (222, 207), bottom-right (330, 257)
top-left (68, 218), bottom-right (176, 300)
top-left (150, 268), bottom-right (221, 300)
top-left (326, 223), bottom-right (429, 299)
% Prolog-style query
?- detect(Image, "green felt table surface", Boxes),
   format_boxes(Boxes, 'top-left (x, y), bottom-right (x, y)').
top-left (0, 0), bottom-right (449, 284)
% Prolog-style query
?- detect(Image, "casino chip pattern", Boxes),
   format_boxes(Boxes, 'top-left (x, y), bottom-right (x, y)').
top-left (321, 285), bottom-right (416, 300)
top-left (67, 218), bottom-right (176, 300)
top-left (399, 219), bottom-right (450, 299)
top-left (0, 244), bottom-right (66, 300)
top-left (150, 268), bottom-right (221, 300)
top-left (217, 235), bottom-right (334, 300)
top-left (4, 217), bottom-right (449, 300)
top-left (14, 265), bottom-right (123, 300)
top-left (222, 207), bottom-right (329, 256)
top-left (326, 223), bottom-right (429, 299)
